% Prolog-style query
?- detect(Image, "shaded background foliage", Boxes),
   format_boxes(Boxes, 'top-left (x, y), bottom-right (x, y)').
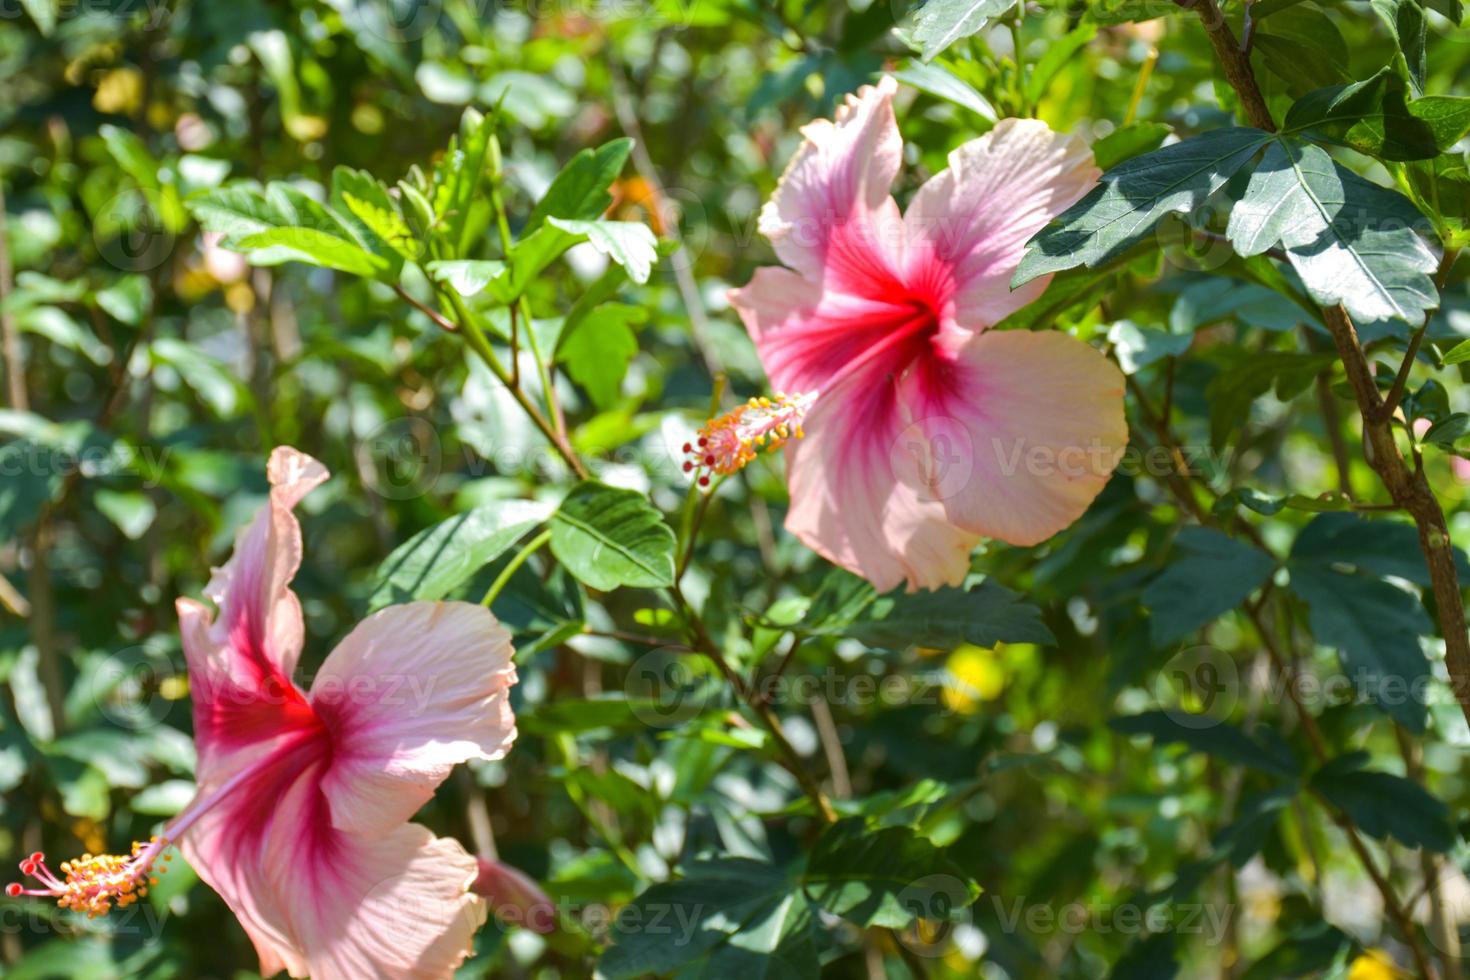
top-left (2, 0), bottom-right (1470, 977)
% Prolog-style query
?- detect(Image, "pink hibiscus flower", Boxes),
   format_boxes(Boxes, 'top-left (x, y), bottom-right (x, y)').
top-left (10, 447), bottom-right (517, 979)
top-left (729, 76), bottom-right (1128, 591)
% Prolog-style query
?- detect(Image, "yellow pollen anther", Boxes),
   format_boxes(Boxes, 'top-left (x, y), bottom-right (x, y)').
top-left (683, 391), bottom-right (817, 484)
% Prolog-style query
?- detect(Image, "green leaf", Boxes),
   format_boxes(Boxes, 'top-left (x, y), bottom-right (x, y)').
top-left (17, 306), bottom-right (111, 366)
top-left (366, 499), bottom-right (554, 611)
top-left (829, 579), bottom-right (1055, 650)
top-left (890, 62), bottom-right (996, 120)
top-left (525, 138), bottom-right (634, 235)
top-left (546, 218), bottom-right (658, 284)
top-left (425, 259), bottom-right (508, 297)
top-left (1226, 138), bottom-right (1440, 324)
top-left (1285, 70), bottom-right (1470, 161)
top-left (1107, 319), bottom-right (1191, 374)
top-left (1015, 128), bottom-right (1271, 285)
top-left (18, 0), bottom-right (57, 35)
top-left (599, 858), bottom-right (813, 979)
top-left (1408, 155), bottom-right (1470, 249)
top-left (1422, 412), bottom-right (1470, 447)
top-left (804, 820), bottom-right (981, 928)
top-left (1286, 564), bottom-right (1432, 731)
top-left (1311, 753), bottom-right (1454, 851)
top-left (233, 226), bottom-right (391, 278)
top-left (94, 489), bottom-right (156, 540)
top-left (190, 182), bottom-right (393, 280)
top-left (1240, 923), bottom-right (1356, 980)
top-left (549, 481), bottom-right (676, 591)
top-left (1251, 4), bottom-right (1351, 98)
top-left (94, 275), bottom-right (153, 327)
top-left (905, 0), bottom-right (1021, 61)
top-left (431, 109), bottom-right (497, 256)
top-left (188, 184), bottom-right (291, 241)
top-left (1110, 711), bottom-right (1299, 778)
top-left (1290, 512), bottom-right (1469, 586)
top-left (558, 302), bottom-right (646, 408)
top-left (332, 166), bottom-right (417, 266)
top-left (1442, 337), bottom-right (1470, 365)
top-left (1170, 277), bottom-right (1307, 333)
top-left (487, 224), bottom-right (584, 304)
top-left (1371, 0), bottom-right (1427, 94)
top-left (1212, 788), bottom-right (1295, 868)
top-left (149, 338), bottom-right (250, 417)
top-left (1143, 527), bottom-right (1276, 644)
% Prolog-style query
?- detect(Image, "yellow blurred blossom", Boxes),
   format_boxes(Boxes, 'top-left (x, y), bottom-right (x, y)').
top-left (93, 67), bottom-right (143, 115)
top-left (943, 644), bottom-right (1006, 712)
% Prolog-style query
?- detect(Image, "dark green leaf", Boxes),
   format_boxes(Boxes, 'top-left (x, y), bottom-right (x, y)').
top-left (1287, 564), bottom-right (1432, 731)
top-left (599, 858), bottom-right (807, 979)
top-left (1142, 527), bottom-right (1275, 644)
top-left (1290, 512), bottom-right (1468, 586)
top-left (827, 579), bottom-right (1055, 650)
top-left (1015, 128), bottom-right (1271, 285)
top-left (804, 819), bottom-right (981, 928)
top-left (1226, 138), bottom-right (1440, 324)
top-left (1311, 753), bottom-right (1455, 850)
top-left (1110, 711), bottom-right (1299, 778)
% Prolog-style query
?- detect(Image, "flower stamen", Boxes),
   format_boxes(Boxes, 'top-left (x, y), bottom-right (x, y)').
top-left (10, 840), bottom-right (173, 917)
top-left (683, 391), bottom-right (816, 486)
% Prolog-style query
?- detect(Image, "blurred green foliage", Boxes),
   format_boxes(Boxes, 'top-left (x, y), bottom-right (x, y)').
top-left (3, 0), bottom-right (1470, 977)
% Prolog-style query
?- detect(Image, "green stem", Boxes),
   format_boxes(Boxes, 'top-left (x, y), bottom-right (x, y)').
top-left (436, 288), bottom-right (589, 479)
top-left (1009, 14), bottom-right (1028, 116)
top-left (490, 181), bottom-right (564, 435)
top-left (481, 528), bottom-right (553, 607)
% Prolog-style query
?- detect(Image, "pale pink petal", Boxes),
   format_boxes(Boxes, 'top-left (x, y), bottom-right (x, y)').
top-left (272, 821), bottom-right (485, 980)
top-left (180, 740), bottom-right (329, 980)
top-left (904, 119), bottom-right (1098, 332)
top-left (1454, 457), bottom-right (1470, 484)
top-left (784, 377), bottom-right (980, 593)
top-left (178, 447), bottom-right (328, 779)
top-left (311, 601), bottom-right (517, 835)
top-left (184, 753), bottom-right (484, 980)
top-left (758, 76), bottom-right (905, 286)
top-left (895, 330), bottom-right (1127, 546)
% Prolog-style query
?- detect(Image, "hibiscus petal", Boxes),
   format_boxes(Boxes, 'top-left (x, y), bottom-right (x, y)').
top-left (758, 75), bottom-right (905, 286)
top-left (896, 330), bottom-right (1127, 547)
top-left (905, 119), bottom-right (1098, 331)
top-left (185, 755), bottom-right (484, 980)
top-left (729, 265), bottom-right (934, 395)
top-left (277, 821), bottom-right (485, 980)
top-left (784, 378), bottom-right (980, 593)
top-left (311, 601), bottom-right (517, 835)
top-left (179, 447), bottom-right (327, 777)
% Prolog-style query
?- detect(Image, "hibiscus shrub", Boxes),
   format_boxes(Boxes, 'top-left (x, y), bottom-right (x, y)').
top-left (4, 0), bottom-right (1470, 977)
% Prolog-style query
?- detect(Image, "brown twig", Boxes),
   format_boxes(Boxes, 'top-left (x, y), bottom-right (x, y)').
top-left (670, 582), bottom-right (837, 823)
top-left (0, 182), bottom-right (25, 412)
top-left (393, 283), bottom-right (458, 332)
